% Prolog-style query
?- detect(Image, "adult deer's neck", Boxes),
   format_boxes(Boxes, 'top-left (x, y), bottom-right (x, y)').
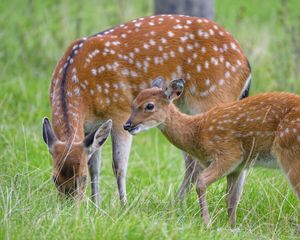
top-left (158, 104), bottom-right (204, 155)
top-left (51, 104), bottom-right (85, 143)
top-left (50, 76), bottom-right (85, 143)
top-left (49, 37), bottom-right (88, 143)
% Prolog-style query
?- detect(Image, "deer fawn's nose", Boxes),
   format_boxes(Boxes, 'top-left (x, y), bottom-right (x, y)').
top-left (123, 122), bottom-right (132, 131)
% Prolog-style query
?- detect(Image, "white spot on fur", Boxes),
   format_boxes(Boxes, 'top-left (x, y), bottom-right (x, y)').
top-left (130, 70), bottom-right (138, 78)
top-left (96, 84), bottom-right (102, 92)
top-left (200, 91), bottom-right (209, 97)
top-left (180, 36), bottom-right (188, 43)
top-left (170, 51), bottom-right (175, 58)
top-left (205, 61), bottom-right (209, 69)
top-left (231, 42), bottom-right (237, 50)
top-left (196, 64), bottom-right (201, 73)
top-left (149, 39), bottom-right (156, 46)
top-left (74, 87), bottom-right (80, 96)
top-left (225, 71), bottom-right (230, 79)
top-left (168, 31), bottom-right (175, 37)
top-left (178, 46), bottom-right (184, 53)
top-left (91, 69), bottom-right (97, 76)
top-left (143, 43), bottom-right (149, 49)
top-left (187, 44), bottom-right (193, 51)
top-left (121, 68), bottom-right (129, 76)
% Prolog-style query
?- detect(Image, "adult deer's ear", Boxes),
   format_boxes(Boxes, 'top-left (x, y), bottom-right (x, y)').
top-left (151, 76), bottom-right (165, 89)
top-left (165, 79), bottom-right (185, 102)
top-left (42, 117), bottom-right (57, 148)
top-left (84, 119), bottom-right (112, 157)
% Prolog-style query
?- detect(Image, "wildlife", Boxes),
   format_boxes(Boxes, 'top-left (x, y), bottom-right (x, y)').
top-left (43, 118), bottom-right (112, 201)
top-left (124, 78), bottom-right (300, 228)
top-left (43, 14), bottom-right (251, 205)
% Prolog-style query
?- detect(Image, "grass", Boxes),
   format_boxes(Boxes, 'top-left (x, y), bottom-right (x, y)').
top-left (1, 0), bottom-right (300, 239)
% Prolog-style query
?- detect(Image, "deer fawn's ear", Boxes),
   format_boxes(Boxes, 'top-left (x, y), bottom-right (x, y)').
top-left (42, 117), bottom-right (57, 148)
top-left (151, 76), bottom-right (166, 89)
top-left (84, 119), bottom-right (112, 156)
top-left (165, 79), bottom-right (185, 102)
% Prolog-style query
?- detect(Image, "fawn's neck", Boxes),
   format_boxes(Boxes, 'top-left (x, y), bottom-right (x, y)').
top-left (158, 104), bottom-right (204, 155)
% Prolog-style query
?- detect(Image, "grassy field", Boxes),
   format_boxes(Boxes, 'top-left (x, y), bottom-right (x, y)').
top-left (1, 0), bottom-right (300, 239)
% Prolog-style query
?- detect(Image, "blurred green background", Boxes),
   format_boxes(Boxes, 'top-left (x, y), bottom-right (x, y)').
top-left (1, 0), bottom-right (300, 239)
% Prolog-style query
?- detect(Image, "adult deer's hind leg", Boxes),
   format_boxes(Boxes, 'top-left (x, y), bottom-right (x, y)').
top-left (177, 153), bottom-right (204, 200)
top-left (226, 170), bottom-right (247, 228)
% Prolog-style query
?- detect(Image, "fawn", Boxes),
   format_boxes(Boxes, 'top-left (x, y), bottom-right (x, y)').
top-left (124, 78), bottom-right (300, 227)
top-left (43, 14), bottom-right (251, 205)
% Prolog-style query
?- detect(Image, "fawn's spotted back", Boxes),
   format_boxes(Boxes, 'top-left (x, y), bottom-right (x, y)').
top-left (200, 92), bottom-right (300, 155)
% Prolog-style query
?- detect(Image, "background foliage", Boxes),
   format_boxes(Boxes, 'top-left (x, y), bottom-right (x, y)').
top-left (1, 0), bottom-right (300, 239)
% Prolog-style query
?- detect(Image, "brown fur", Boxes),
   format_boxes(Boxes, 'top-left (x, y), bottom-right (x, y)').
top-left (51, 142), bottom-right (88, 197)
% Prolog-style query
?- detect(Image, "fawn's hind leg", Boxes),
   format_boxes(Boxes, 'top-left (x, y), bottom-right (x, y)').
top-left (274, 109), bottom-right (300, 198)
top-left (275, 146), bottom-right (300, 233)
top-left (274, 112), bottom-right (300, 232)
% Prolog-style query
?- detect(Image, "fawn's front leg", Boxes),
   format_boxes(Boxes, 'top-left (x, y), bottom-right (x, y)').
top-left (196, 150), bottom-right (242, 226)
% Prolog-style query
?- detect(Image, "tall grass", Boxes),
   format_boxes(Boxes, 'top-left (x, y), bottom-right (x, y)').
top-left (1, 0), bottom-right (300, 239)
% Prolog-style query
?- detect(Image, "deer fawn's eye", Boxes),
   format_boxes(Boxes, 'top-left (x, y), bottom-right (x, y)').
top-left (145, 103), bottom-right (154, 111)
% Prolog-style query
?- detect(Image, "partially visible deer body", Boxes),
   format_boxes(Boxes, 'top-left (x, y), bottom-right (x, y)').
top-left (125, 78), bottom-right (300, 227)
top-left (43, 14), bottom-right (251, 205)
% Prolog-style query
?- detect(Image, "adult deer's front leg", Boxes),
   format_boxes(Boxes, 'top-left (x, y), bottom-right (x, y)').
top-left (111, 123), bottom-right (132, 205)
top-left (88, 149), bottom-right (101, 206)
top-left (177, 153), bottom-right (204, 199)
top-left (226, 170), bottom-right (247, 228)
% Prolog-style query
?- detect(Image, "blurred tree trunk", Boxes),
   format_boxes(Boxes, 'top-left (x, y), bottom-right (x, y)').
top-left (154, 0), bottom-right (214, 19)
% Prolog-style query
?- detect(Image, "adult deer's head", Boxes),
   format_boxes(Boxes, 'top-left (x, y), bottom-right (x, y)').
top-left (42, 118), bottom-right (112, 198)
top-left (124, 77), bottom-right (185, 135)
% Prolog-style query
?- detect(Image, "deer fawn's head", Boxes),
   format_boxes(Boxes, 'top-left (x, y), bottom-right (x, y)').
top-left (42, 118), bottom-right (112, 198)
top-left (124, 77), bottom-right (185, 135)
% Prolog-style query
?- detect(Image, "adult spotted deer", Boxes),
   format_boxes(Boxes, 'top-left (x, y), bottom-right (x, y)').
top-left (124, 78), bottom-right (300, 228)
top-left (43, 14), bottom-right (251, 205)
